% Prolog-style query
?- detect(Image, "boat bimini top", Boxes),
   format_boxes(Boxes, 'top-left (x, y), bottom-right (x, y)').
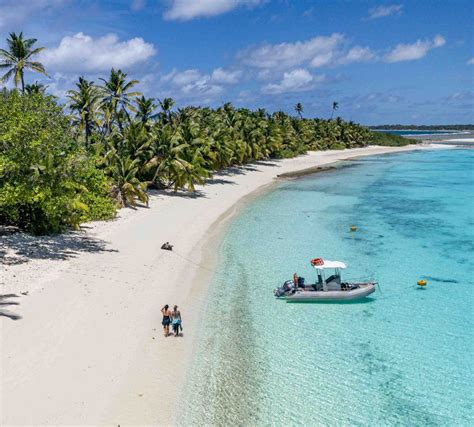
top-left (311, 259), bottom-right (347, 270)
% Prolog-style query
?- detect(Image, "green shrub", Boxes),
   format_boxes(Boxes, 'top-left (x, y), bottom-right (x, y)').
top-left (369, 131), bottom-right (418, 146)
top-left (0, 91), bottom-right (115, 234)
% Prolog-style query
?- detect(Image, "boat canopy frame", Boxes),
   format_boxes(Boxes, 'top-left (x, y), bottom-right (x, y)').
top-left (312, 260), bottom-right (346, 291)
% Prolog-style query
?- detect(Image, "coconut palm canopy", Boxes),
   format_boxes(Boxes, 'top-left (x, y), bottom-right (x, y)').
top-left (0, 32), bottom-right (48, 93)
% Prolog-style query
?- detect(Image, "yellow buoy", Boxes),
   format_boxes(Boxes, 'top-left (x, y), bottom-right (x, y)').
top-left (417, 279), bottom-right (427, 287)
top-left (350, 226), bottom-right (357, 232)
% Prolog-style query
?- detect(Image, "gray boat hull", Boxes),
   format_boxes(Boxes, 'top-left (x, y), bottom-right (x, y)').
top-left (278, 283), bottom-right (376, 302)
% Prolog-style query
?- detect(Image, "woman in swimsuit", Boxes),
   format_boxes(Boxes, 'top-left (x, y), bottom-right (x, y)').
top-left (161, 304), bottom-right (172, 337)
top-left (171, 305), bottom-right (182, 337)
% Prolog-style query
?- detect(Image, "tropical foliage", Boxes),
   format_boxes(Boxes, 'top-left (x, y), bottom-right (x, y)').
top-left (0, 33), bottom-right (416, 234)
top-left (370, 131), bottom-right (417, 146)
top-left (0, 91), bottom-right (114, 234)
top-left (0, 32), bottom-right (48, 93)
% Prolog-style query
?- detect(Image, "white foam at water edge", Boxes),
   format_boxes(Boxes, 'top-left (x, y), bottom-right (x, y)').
top-left (442, 138), bottom-right (474, 143)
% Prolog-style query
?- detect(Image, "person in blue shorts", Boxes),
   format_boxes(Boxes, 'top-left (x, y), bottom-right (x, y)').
top-left (171, 305), bottom-right (182, 337)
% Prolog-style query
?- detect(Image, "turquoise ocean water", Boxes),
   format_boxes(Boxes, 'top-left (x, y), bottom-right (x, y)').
top-left (179, 149), bottom-right (474, 426)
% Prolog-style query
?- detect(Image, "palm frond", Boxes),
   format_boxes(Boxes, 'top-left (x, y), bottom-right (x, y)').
top-left (0, 68), bottom-right (15, 84)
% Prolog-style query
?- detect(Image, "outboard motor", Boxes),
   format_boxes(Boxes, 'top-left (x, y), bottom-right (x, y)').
top-left (274, 280), bottom-right (295, 297)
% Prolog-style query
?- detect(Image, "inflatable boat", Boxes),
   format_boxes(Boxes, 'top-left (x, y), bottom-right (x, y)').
top-left (274, 258), bottom-right (376, 302)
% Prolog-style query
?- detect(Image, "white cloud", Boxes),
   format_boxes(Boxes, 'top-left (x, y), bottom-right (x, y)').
top-left (444, 91), bottom-right (474, 101)
top-left (164, 0), bottom-right (264, 21)
top-left (310, 51), bottom-right (335, 68)
top-left (432, 35), bottom-right (446, 47)
top-left (262, 68), bottom-right (325, 94)
top-left (339, 46), bottom-right (375, 64)
top-left (164, 69), bottom-right (203, 86)
top-left (160, 67), bottom-right (240, 100)
top-left (367, 4), bottom-right (403, 19)
top-left (256, 69), bottom-right (273, 80)
top-left (39, 32), bottom-right (156, 73)
top-left (181, 81), bottom-right (223, 97)
top-left (239, 33), bottom-right (344, 69)
top-left (385, 35), bottom-right (445, 62)
top-left (211, 67), bottom-right (241, 84)
top-left (238, 34), bottom-right (376, 70)
top-left (467, 57), bottom-right (474, 65)
top-left (163, 67), bottom-right (239, 85)
top-left (46, 72), bottom-right (78, 98)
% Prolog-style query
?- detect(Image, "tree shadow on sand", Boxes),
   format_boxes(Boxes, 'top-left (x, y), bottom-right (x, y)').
top-left (205, 177), bottom-right (237, 186)
top-left (149, 189), bottom-right (207, 199)
top-left (217, 164), bottom-right (259, 176)
top-left (147, 160), bottom-right (283, 199)
top-left (252, 159), bottom-right (281, 167)
top-left (0, 294), bottom-right (22, 320)
top-left (0, 226), bottom-right (117, 266)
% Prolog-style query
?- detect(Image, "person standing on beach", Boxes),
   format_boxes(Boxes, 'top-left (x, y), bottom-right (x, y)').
top-left (171, 305), bottom-right (182, 337)
top-left (161, 305), bottom-right (172, 337)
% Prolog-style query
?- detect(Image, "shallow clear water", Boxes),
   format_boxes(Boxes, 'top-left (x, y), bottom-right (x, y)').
top-left (179, 149), bottom-right (474, 426)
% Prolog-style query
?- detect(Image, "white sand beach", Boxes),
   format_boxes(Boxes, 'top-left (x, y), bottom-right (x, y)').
top-left (0, 144), bottom-right (450, 425)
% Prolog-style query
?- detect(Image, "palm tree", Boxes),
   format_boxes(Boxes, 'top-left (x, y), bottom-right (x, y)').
top-left (330, 101), bottom-right (339, 119)
top-left (24, 81), bottom-right (47, 95)
top-left (294, 102), bottom-right (304, 119)
top-left (158, 97), bottom-right (175, 124)
top-left (0, 32), bottom-right (48, 93)
top-left (108, 154), bottom-right (148, 207)
top-left (67, 77), bottom-right (102, 148)
top-left (135, 96), bottom-right (158, 126)
top-left (100, 68), bottom-right (141, 131)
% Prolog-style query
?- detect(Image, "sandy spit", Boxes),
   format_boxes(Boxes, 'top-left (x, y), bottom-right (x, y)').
top-left (0, 144), bottom-right (448, 426)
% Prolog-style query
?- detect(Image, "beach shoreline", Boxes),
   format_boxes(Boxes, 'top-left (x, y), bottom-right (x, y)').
top-left (0, 143), bottom-right (453, 425)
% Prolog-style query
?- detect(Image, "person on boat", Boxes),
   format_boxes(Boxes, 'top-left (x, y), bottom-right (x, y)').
top-left (161, 242), bottom-right (173, 251)
top-left (171, 305), bottom-right (182, 337)
top-left (161, 304), bottom-right (172, 337)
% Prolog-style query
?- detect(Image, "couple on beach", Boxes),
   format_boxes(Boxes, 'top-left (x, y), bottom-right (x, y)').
top-left (161, 305), bottom-right (182, 337)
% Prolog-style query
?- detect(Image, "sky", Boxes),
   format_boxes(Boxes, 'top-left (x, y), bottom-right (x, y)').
top-left (0, 0), bottom-right (473, 124)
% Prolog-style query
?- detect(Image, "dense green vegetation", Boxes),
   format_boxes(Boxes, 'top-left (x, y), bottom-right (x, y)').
top-left (370, 131), bottom-right (417, 146)
top-left (0, 90), bottom-right (115, 234)
top-left (0, 32), bottom-right (417, 234)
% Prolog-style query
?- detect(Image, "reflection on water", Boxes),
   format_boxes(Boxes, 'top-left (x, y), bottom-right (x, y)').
top-left (179, 149), bottom-right (474, 426)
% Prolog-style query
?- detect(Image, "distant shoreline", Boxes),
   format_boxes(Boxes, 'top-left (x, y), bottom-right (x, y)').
top-left (419, 131), bottom-right (474, 144)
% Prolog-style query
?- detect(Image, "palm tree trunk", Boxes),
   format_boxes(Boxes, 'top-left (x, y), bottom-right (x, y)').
top-left (85, 119), bottom-right (90, 149)
top-left (114, 103), bottom-right (124, 132)
top-left (21, 72), bottom-right (25, 94)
